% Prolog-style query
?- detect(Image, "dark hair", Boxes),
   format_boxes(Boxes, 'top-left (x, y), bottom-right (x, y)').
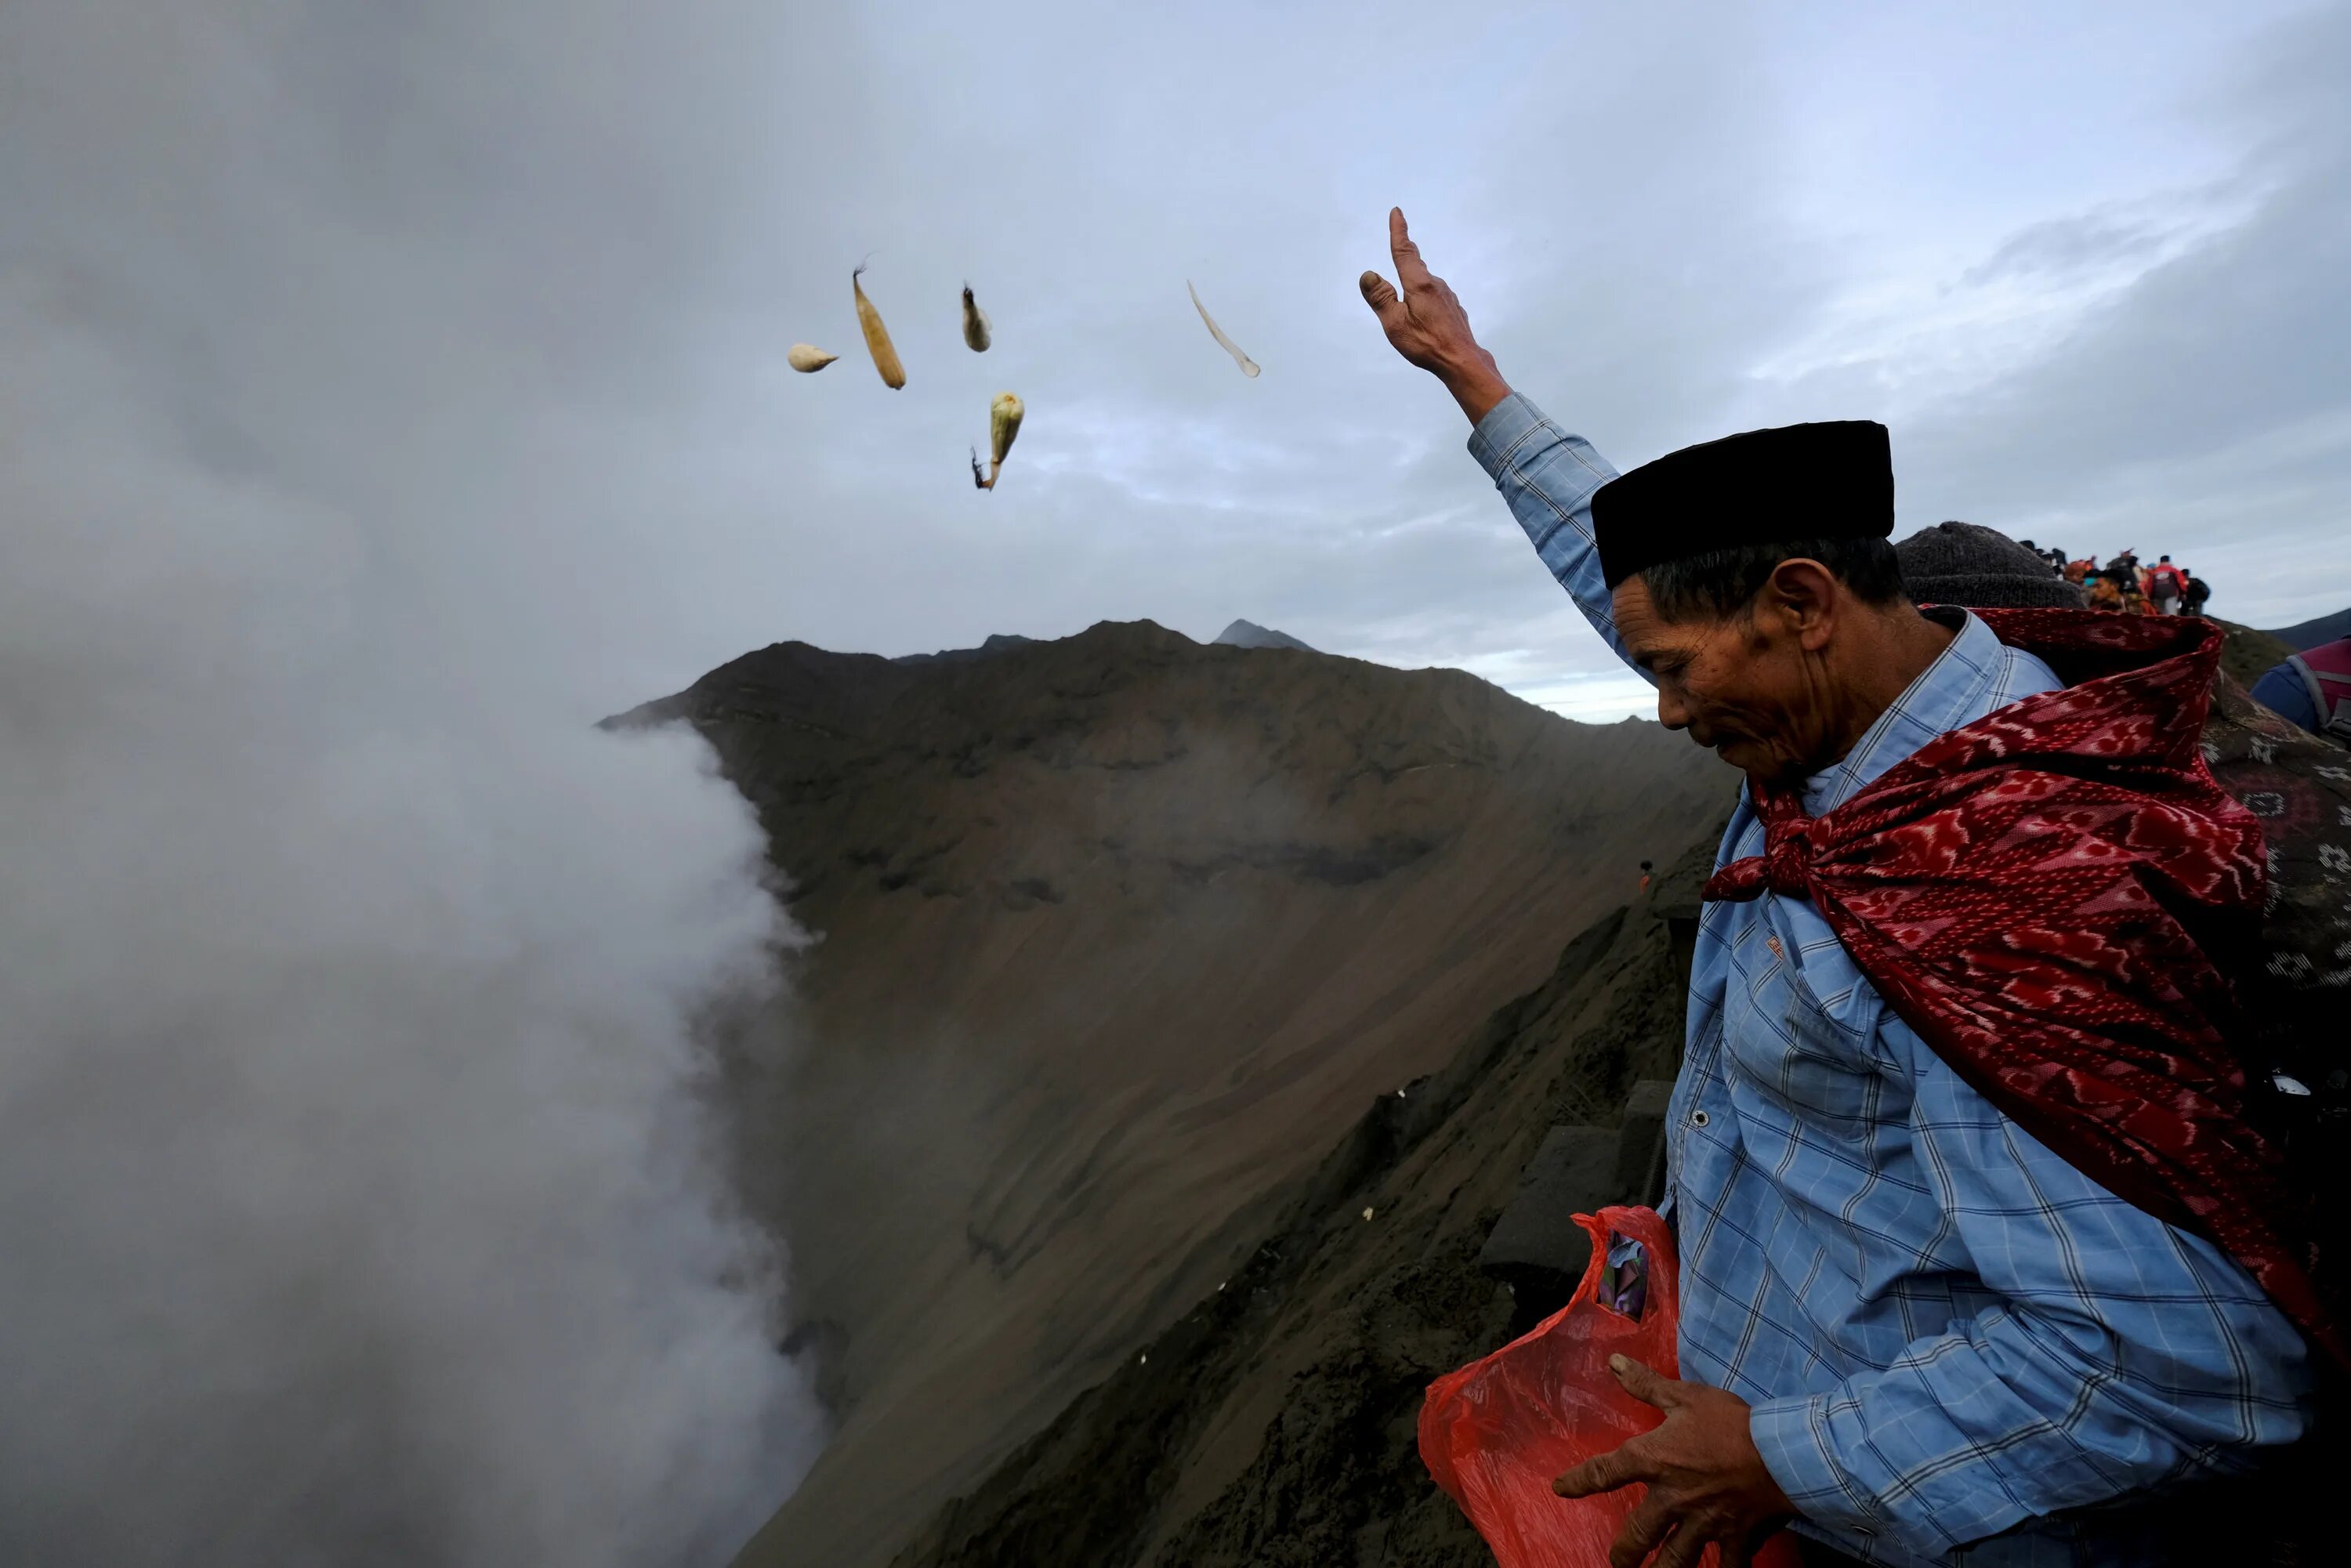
top-left (1640, 536), bottom-right (1906, 622)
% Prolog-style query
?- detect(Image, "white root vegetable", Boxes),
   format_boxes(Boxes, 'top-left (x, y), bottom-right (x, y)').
top-left (970, 392), bottom-right (1024, 491)
top-left (991, 392), bottom-right (1023, 466)
top-left (786, 343), bottom-right (839, 372)
top-left (1186, 280), bottom-right (1260, 378)
top-left (853, 263), bottom-right (906, 389)
top-left (962, 284), bottom-right (992, 352)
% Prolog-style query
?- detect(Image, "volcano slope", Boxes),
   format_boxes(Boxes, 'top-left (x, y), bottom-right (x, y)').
top-left (613, 620), bottom-right (1722, 1568)
top-left (885, 833), bottom-right (1725, 1568)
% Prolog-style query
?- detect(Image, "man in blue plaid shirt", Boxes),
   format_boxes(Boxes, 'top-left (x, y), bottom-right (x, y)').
top-left (1360, 210), bottom-right (2313, 1568)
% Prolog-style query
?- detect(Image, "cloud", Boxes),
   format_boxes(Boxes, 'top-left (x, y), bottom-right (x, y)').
top-left (20, 0), bottom-right (2294, 726)
top-left (1958, 206), bottom-right (2181, 288)
top-left (1892, 3), bottom-right (2351, 619)
top-left (0, 4), bottom-right (824, 1561)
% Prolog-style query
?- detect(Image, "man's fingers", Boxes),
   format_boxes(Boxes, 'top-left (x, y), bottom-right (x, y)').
top-left (1654, 1514), bottom-right (1714, 1568)
top-left (1359, 270), bottom-right (1400, 317)
top-left (1608, 1491), bottom-right (1677, 1568)
top-left (1553, 1439), bottom-right (1651, 1499)
top-left (1389, 206), bottom-right (1433, 288)
top-left (1611, 1355), bottom-right (1683, 1410)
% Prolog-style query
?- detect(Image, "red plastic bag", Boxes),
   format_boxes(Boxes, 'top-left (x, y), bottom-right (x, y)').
top-left (1419, 1204), bottom-right (1802, 1568)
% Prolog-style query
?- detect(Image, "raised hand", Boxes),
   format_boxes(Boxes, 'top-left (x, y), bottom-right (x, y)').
top-left (1551, 1354), bottom-right (1796, 1568)
top-left (1359, 207), bottom-right (1512, 424)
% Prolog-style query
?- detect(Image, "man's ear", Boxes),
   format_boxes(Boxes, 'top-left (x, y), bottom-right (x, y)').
top-left (1762, 559), bottom-right (1839, 652)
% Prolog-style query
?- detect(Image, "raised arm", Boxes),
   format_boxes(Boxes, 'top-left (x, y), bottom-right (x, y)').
top-left (1356, 208), bottom-right (1511, 425)
top-left (1360, 208), bottom-right (1639, 675)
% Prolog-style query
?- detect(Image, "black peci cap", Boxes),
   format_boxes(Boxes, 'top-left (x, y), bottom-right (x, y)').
top-left (1589, 421), bottom-right (1894, 589)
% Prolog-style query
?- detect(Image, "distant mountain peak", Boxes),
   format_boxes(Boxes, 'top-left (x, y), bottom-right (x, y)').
top-left (1214, 619), bottom-right (1316, 653)
top-left (2265, 606), bottom-right (2350, 651)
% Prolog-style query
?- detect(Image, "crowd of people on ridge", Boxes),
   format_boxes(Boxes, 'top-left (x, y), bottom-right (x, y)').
top-left (2007, 541), bottom-right (2215, 616)
top-left (1882, 525), bottom-right (2212, 624)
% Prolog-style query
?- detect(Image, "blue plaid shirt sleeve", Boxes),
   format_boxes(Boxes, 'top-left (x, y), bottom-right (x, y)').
top-left (1466, 392), bottom-right (1638, 675)
top-left (1747, 1015), bottom-right (2313, 1559)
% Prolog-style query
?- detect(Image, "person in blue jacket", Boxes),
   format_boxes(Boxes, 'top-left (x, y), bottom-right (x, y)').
top-left (2250, 634), bottom-right (2351, 743)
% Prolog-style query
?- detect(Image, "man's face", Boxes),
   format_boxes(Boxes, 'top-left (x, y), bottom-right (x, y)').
top-left (1610, 574), bottom-right (1840, 783)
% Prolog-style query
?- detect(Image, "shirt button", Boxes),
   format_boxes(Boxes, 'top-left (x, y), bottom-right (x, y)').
top-left (1690, 1109), bottom-right (1711, 1128)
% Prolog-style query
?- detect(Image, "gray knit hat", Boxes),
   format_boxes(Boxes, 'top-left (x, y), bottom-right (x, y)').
top-left (1895, 520), bottom-right (2085, 610)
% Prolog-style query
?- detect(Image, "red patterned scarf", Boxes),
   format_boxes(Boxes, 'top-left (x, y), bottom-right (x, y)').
top-left (1704, 607), bottom-right (2335, 1358)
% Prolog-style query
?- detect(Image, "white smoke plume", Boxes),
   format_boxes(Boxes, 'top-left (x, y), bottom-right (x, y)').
top-left (0, 5), bottom-right (824, 1563)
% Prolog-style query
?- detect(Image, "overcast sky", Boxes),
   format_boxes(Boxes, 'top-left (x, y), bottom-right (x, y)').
top-left (9, 1), bottom-right (2348, 729)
